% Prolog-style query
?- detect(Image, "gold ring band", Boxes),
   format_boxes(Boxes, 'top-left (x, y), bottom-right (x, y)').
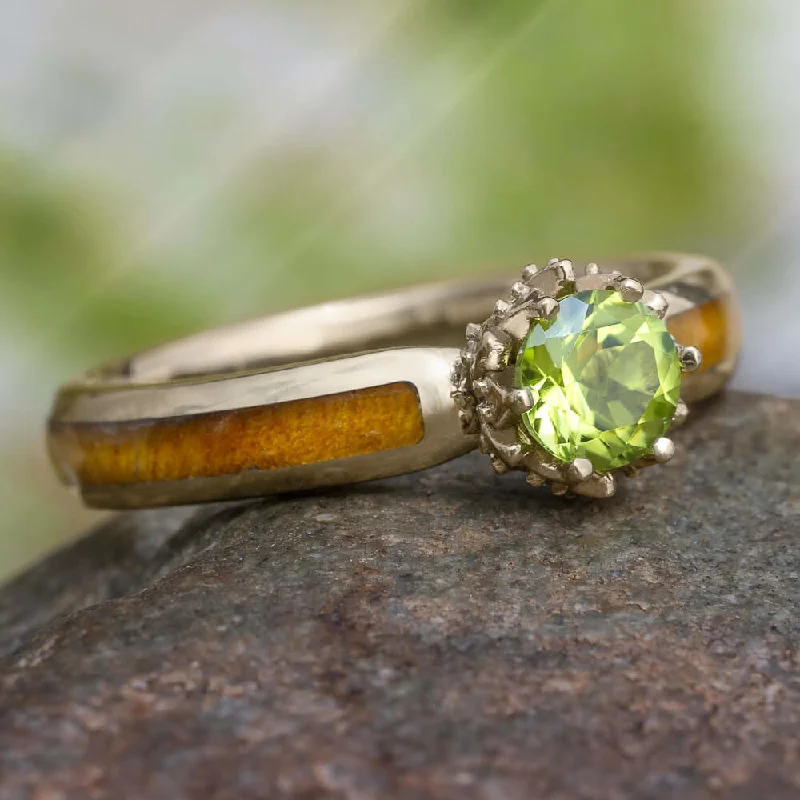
top-left (47, 253), bottom-right (739, 509)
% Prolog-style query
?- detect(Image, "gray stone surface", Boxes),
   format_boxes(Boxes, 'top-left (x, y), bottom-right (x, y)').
top-left (1, 391), bottom-right (800, 799)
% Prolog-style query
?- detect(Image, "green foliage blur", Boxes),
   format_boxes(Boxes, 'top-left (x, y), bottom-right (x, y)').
top-left (0, 0), bottom-right (761, 581)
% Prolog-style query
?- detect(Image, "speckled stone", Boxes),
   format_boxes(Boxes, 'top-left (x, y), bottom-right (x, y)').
top-left (1, 391), bottom-right (800, 800)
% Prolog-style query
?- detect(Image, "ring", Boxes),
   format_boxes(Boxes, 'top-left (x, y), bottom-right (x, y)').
top-left (47, 253), bottom-right (739, 508)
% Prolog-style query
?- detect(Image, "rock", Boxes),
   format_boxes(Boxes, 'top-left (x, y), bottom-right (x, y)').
top-left (1, 391), bottom-right (800, 799)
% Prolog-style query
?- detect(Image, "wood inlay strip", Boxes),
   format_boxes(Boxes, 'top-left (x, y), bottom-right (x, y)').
top-left (50, 382), bottom-right (424, 487)
top-left (667, 294), bottom-right (736, 373)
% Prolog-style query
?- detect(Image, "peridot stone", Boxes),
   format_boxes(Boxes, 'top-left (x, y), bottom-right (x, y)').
top-left (515, 289), bottom-right (682, 472)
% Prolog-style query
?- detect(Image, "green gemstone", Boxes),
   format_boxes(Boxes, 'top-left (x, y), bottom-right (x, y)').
top-left (514, 289), bottom-right (682, 472)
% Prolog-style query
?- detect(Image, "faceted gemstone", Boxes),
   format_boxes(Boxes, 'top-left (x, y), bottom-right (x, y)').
top-left (515, 290), bottom-right (682, 472)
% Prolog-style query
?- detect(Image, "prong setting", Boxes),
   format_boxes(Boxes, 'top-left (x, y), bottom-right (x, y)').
top-left (567, 458), bottom-right (594, 482)
top-left (450, 258), bottom-right (700, 498)
top-left (615, 277), bottom-right (644, 303)
top-left (678, 345), bottom-right (703, 373)
top-left (672, 399), bottom-right (689, 427)
top-left (643, 290), bottom-right (668, 319)
top-left (652, 437), bottom-right (675, 464)
top-left (509, 388), bottom-right (534, 414)
top-left (537, 297), bottom-right (559, 322)
top-left (555, 259), bottom-right (574, 283)
top-left (510, 281), bottom-right (530, 300)
top-left (493, 299), bottom-right (510, 318)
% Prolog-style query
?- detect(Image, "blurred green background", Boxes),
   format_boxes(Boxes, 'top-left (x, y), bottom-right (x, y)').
top-left (1, 0), bottom-right (798, 582)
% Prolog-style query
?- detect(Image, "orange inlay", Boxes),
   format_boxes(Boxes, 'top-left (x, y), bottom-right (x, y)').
top-left (666, 293), bottom-right (737, 373)
top-left (50, 382), bottom-right (424, 487)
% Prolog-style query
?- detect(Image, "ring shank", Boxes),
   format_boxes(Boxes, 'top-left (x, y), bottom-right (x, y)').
top-left (49, 253), bottom-right (739, 509)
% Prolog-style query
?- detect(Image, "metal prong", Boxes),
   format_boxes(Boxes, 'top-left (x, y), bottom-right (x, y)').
top-left (585, 262), bottom-right (601, 276)
top-left (615, 277), bottom-right (644, 303)
top-left (573, 472), bottom-right (616, 499)
top-left (595, 473), bottom-right (616, 498)
top-left (547, 257), bottom-right (561, 267)
top-left (509, 388), bottom-right (534, 414)
top-left (652, 438), bottom-right (675, 464)
top-left (522, 264), bottom-right (538, 282)
top-left (481, 426), bottom-right (525, 468)
top-left (465, 322), bottom-right (482, 340)
top-left (481, 330), bottom-right (511, 372)
top-left (476, 403), bottom-right (496, 427)
top-left (510, 281), bottom-right (530, 301)
top-left (537, 297), bottom-right (559, 321)
top-left (555, 259), bottom-right (575, 282)
top-left (643, 290), bottom-right (668, 319)
top-left (678, 345), bottom-right (703, 373)
top-left (493, 299), bottom-right (510, 317)
top-left (567, 458), bottom-right (593, 482)
top-left (672, 399), bottom-right (688, 427)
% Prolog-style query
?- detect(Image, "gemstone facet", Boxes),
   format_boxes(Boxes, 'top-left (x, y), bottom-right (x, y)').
top-left (515, 290), bottom-right (682, 472)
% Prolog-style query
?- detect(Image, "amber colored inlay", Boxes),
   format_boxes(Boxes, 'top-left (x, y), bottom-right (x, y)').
top-left (50, 382), bottom-right (424, 487)
top-left (666, 293), bottom-right (736, 374)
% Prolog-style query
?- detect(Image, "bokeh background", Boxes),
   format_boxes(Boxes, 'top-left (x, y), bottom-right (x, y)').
top-left (1, 0), bottom-right (799, 582)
